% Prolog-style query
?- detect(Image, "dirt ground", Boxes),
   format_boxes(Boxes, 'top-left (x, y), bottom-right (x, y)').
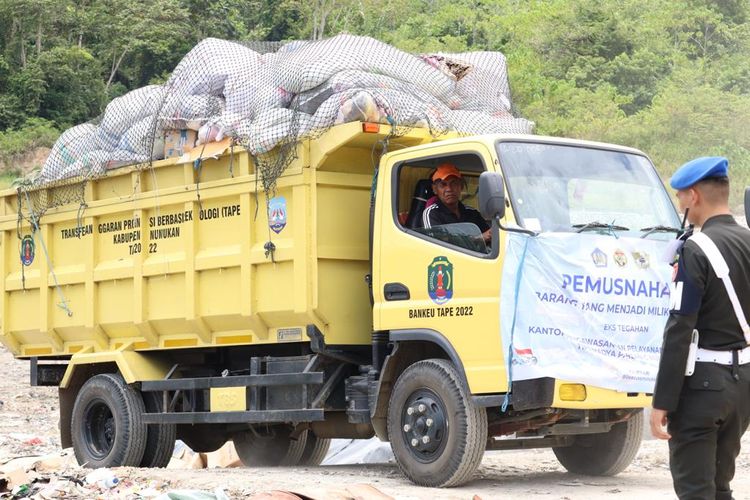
top-left (1, 344), bottom-right (749, 499)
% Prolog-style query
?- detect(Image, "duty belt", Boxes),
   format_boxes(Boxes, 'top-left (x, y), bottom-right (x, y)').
top-left (696, 346), bottom-right (750, 365)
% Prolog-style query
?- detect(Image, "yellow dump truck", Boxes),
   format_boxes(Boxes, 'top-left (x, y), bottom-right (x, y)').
top-left (0, 122), bottom-right (683, 486)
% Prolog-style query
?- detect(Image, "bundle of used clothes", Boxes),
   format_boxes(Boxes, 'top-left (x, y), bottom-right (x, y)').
top-left (38, 35), bottom-right (533, 185)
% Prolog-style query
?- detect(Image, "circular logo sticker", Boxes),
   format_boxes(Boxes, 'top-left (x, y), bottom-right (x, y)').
top-left (613, 249), bottom-right (627, 267)
top-left (427, 256), bottom-right (453, 305)
top-left (20, 235), bottom-right (35, 266)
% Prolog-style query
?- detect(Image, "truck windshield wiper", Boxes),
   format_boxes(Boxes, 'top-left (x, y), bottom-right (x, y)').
top-left (639, 225), bottom-right (681, 238)
top-left (572, 221), bottom-right (630, 233)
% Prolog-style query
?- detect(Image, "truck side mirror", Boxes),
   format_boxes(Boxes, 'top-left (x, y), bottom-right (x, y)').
top-left (478, 171), bottom-right (506, 220)
top-left (745, 187), bottom-right (750, 226)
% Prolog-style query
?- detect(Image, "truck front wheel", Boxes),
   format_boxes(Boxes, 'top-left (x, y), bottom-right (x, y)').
top-left (233, 425), bottom-right (307, 466)
top-left (71, 373), bottom-right (147, 468)
top-left (387, 359), bottom-right (487, 487)
top-left (553, 410), bottom-right (643, 476)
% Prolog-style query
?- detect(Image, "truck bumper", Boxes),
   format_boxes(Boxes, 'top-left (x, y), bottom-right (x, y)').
top-left (472, 377), bottom-right (652, 410)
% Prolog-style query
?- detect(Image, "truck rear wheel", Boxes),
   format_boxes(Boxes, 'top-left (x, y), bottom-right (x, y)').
top-left (233, 425), bottom-right (307, 466)
top-left (553, 410), bottom-right (643, 476)
top-left (71, 373), bottom-right (147, 468)
top-left (387, 359), bottom-right (487, 487)
top-left (140, 392), bottom-right (176, 468)
top-left (298, 431), bottom-right (331, 466)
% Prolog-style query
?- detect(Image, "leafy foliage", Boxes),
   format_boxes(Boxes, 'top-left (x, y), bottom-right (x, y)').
top-left (0, 0), bottom-right (747, 206)
top-left (0, 117), bottom-right (59, 167)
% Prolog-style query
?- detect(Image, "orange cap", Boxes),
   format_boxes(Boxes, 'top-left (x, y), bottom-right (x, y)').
top-left (432, 163), bottom-right (462, 182)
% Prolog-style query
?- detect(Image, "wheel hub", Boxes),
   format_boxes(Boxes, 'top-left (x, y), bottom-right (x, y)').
top-left (401, 389), bottom-right (447, 462)
top-left (84, 399), bottom-right (115, 459)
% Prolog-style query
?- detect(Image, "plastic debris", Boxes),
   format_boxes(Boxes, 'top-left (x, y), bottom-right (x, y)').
top-left (84, 467), bottom-right (116, 487)
top-left (322, 438), bottom-right (395, 465)
top-left (10, 483), bottom-right (30, 497)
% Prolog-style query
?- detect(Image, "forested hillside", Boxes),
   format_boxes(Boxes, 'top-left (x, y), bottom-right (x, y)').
top-left (0, 0), bottom-right (748, 207)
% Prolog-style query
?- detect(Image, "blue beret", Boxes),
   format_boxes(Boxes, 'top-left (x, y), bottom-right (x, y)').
top-left (670, 156), bottom-right (728, 189)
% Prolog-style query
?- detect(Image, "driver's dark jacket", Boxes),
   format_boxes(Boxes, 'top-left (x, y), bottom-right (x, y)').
top-left (422, 200), bottom-right (490, 233)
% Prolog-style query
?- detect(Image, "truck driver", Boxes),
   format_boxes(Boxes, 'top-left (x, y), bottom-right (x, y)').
top-left (422, 162), bottom-right (491, 243)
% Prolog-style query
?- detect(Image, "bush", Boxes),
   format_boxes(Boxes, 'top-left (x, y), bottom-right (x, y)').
top-left (0, 117), bottom-right (60, 167)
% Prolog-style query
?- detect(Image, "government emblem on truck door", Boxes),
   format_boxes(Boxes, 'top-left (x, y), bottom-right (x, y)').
top-left (268, 196), bottom-right (287, 234)
top-left (20, 235), bottom-right (34, 266)
top-left (428, 256), bottom-right (453, 305)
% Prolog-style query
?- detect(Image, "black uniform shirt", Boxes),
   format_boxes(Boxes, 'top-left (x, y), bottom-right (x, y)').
top-left (652, 214), bottom-right (750, 411)
top-left (422, 200), bottom-right (490, 233)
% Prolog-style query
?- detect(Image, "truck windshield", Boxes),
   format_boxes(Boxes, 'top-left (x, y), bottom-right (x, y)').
top-left (496, 141), bottom-right (681, 238)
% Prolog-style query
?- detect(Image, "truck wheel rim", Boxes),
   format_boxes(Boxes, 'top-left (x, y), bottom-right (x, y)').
top-left (83, 399), bottom-right (115, 459)
top-left (400, 389), bottom-right (448, 463)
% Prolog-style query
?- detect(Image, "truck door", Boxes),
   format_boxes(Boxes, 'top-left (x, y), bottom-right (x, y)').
top-left (373, 142), bottom-right (507, 395)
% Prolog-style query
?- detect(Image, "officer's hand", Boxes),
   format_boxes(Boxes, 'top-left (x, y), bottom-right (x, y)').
top-left (649, 408), bottom-right (671, 440)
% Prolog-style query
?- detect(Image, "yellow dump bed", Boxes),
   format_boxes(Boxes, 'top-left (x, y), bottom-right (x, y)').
top-left (0, 122), bottom-right (448, 358)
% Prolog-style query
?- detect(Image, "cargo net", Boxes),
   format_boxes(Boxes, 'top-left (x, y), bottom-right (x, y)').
top-left (21, 35), bottom-right (534, 214)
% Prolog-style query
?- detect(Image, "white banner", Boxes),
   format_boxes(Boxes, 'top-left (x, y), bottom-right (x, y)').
top-left (500, 232), bottom-right (673, 393)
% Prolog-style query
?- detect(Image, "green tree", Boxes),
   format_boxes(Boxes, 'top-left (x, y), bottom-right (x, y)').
top-left (0, 94), bottom-right (26, 130)
top-left (181, 0), bottom-right (250, 40)
top-left (34, 46), bottom-right (105, 126)
top-left (0, 54), bottom-right (26, 128)
top-left (8, 63), bottom-right (46, 116)
top-left (0, 0), bottom-right (65, 67)
top-left (87, 0), bottom-right (190, 91)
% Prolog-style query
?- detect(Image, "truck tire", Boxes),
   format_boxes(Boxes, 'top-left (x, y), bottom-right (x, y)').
top-left (178, 424), bottom-right (227, 453)
top-left (71, 373), bottom-right (147, 468)
top-left (233, 425), bottom-right (307, 466)
top-left (553, 410), bottom-right (643, 476)
top-left (298, 431), bottom-right (331, 466)
top-left (140, 392), bottom-right (176, 468)
top-left (387, 359), bottom-right (487, 487)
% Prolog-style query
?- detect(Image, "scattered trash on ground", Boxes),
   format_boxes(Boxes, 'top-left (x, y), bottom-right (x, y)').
top-left (0, 446), bottom-right (396, 499)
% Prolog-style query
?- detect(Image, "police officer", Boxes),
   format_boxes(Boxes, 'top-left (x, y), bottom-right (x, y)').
top-left (650, 156), bottom-right (750, 500)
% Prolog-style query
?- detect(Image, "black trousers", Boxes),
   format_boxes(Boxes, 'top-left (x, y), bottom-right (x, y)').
top-left (668, 362), bottom-right (750, 500)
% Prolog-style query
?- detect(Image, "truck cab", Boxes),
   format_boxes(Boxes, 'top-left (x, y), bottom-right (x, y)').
top-left (369, 133), bottom-right (680, 485)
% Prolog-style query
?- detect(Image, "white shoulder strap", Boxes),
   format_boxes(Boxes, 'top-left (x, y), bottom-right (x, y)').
top-left (689, 231), bottom-right (750, 344)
